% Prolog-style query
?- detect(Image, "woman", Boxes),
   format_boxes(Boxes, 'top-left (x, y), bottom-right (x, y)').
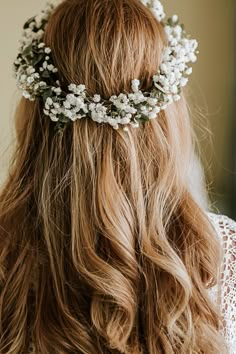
top-left (0, 0), bottom-right (235, 353)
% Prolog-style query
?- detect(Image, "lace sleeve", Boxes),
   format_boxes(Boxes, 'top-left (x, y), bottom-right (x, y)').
top-left (208, 213), bottom-right (236, 353)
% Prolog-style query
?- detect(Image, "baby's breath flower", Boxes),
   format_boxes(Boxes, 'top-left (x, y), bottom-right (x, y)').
top-left (131, 79), bottom-right (140, 93)
top-left (46, 97), bottom-right (53, 106)
top-left (47, 64), bottom-right (54, 71)
top-left (172, 14), bottom-right (178, 23)
top-left (27, 77), bottom-right (34, 84)
top-left (93, 94), bottom-right (101, 103)
top-left (53, 87), bottom-right (62, 95)
top-left (23, 91), bottom-right (31, 99)
top-left (13, 0), bottom-right (198, 131)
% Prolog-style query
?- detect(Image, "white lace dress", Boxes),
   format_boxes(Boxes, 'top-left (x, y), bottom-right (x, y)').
top-left (207, 213), bottom-right (236, 354)
top-left (27, 213), bottom-right (236, 354)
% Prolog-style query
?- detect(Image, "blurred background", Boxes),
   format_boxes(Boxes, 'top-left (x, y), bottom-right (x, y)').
top-left (0, 0), bottom-right (235, 219)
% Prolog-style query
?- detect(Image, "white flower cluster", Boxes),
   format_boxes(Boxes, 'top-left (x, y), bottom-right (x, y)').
top-left (15, 42), bottom-right (59, 102)
top-left (153, 15), bottom-right (198, 105)
top-left (140, 0), bottom-right (165, 22)
top-left (43, 80), bottom-right (162, 130)
top-left (44, 84), bottom-right (88, 122)
top-left (13, 0), bottom-right (198, 131)
top-left (19, 1), bottom-right (60, 51)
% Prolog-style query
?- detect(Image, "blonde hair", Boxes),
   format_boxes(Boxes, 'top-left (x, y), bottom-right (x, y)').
top-left (0, 0), bottom-right (228, 353)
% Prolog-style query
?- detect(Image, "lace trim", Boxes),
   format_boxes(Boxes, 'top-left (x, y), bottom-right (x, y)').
top-left (207, 213), bottom-right (236, 354)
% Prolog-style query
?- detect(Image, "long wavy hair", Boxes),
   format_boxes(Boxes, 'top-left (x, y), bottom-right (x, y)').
top-left (0, 0), bottom-right (228, 353)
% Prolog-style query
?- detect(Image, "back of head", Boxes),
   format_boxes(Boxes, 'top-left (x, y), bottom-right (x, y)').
top-left (45, 0), bottom-right (165, 97)
top-left (0, 0), bottom-right (227, 353)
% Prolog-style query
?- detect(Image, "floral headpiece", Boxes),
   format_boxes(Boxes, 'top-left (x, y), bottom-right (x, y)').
top-left (14, 0), bottom-right (198, 131)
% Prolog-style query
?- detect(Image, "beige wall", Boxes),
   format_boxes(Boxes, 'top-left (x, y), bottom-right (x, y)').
top-left (166, 1), bottom-right (235, 208)
top-left (0, 0), bottom-right (235, 213)
top-left (0, 0), bottom-right (45, 185)
top-left (164, 1), bottom-right (235, 214)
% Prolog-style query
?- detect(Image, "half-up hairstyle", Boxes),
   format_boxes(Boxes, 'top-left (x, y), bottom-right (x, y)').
top-left (0, 0), bottom-right (228, 353)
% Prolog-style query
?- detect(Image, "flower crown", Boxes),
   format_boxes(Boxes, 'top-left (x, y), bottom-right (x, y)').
top-left (14, 0), bottom-right (198, 131)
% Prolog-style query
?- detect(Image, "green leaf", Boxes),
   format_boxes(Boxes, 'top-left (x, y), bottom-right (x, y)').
top-left (22, 44), bottom-right (33, 57)
top-left (32, 54), bottom-right (44, 66)
top-left (167, 18), bottom-right (173, 26)
top-left (41, 70), bottom-right (50, 79)
top-left (42, 89), bottom-right (53, 101)
top-left (41, 19), bottom-right (48, 28)
top-left (23, 16), bottom-right (35, 30)
top-left (139, 115), bottom-right (149, 122)
top-left (58, 113), bottom-right (69, 123)
top-left (54, 120), bottom-right (70, 134)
